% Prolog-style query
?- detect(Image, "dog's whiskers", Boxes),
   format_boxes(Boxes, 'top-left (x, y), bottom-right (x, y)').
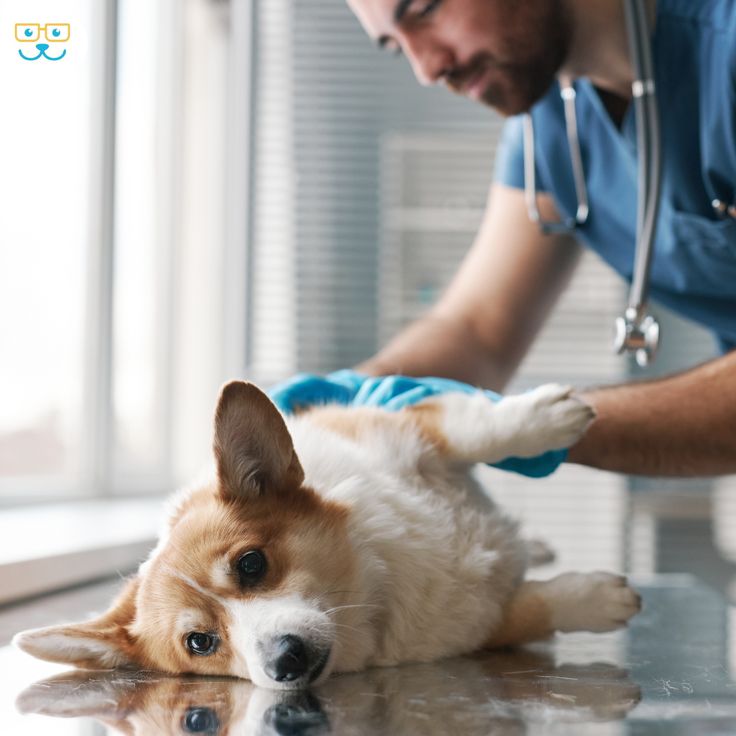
top-left (324, 603), bottom-right (381, 615)
top-left (325, 590), bottom-right (361, 595)
top-left (327, 622), bottom-right (363, 634)
top-left (309, 618), bottom-right (364, 633)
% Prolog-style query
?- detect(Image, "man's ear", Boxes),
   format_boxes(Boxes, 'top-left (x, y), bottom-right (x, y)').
top-left (213, 381), bottom-right (304, 499)
top-left (12, 578), bottom-right (140, 670)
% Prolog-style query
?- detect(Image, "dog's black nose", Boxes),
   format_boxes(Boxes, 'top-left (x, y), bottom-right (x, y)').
top-left (265, 635), bottom-right (310, 683)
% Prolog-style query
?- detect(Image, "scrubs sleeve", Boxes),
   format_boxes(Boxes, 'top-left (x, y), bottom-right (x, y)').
top-left (493, 116), bottom-right (526, 190)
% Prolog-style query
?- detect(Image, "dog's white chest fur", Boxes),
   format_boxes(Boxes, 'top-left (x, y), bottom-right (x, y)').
top-left (288, 414), bottom-right (526, 670)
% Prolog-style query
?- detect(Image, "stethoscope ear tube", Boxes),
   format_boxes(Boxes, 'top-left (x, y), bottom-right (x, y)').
top-left (614, 0), bottom-right (662, 366)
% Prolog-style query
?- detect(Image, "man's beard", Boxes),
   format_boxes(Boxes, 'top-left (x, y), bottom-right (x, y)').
top-left (477, 59), bottom-right (564, 115)
top-left (446, 1), bottom-right (571, 116)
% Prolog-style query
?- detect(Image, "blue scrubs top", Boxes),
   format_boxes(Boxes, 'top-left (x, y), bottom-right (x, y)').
top-left (495, 0), bottom-right (736, 353)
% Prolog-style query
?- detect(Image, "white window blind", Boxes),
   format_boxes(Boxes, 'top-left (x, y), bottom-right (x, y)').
top-left (249, 0), bottom-right (506, 383)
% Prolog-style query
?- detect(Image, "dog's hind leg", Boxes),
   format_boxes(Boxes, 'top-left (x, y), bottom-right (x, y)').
top-left (404, 385), bottom-right (595, 464)
top-left (483, 572), bottom-right (641, 648)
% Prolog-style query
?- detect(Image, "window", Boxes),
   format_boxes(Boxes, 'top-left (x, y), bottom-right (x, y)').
top-left (112, 0), bottom-right (174, 486)
top-left (0, 0), bottom-right (95, 495)
top-left (0, 0), bottom-right (241, 501)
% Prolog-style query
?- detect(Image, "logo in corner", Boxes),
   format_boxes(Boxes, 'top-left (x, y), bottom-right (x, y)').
top-left (16, 23), bottom-right (70, 61)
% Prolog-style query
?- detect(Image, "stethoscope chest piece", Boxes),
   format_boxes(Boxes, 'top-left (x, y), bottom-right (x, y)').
top-left (614, 307), bottom-right (660, 367)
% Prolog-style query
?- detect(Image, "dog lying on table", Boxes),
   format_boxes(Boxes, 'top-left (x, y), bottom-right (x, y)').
top-left (14, 379), bottom-right (640, 689)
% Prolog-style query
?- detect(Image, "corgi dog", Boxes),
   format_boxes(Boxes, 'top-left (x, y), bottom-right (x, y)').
top-left (14, 381), bottom-right (640, 689)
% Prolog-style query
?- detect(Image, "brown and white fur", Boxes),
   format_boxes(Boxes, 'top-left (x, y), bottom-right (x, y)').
top-left (14, 381), bottom-right (640, 689)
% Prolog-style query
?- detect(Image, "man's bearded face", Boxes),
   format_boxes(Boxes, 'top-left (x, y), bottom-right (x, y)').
top-left (347, 0), bottom-right (572, 116)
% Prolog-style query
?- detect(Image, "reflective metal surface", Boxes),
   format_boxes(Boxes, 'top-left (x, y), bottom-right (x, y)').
top-left (4, 575), bottom-right (736, 734)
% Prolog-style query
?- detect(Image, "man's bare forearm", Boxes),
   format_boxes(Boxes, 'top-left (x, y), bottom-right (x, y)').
top-left (568, 351), bottom-right (736, 476)
top-left (355, 187), bottom-right (579, 392)
top-left (355, 312), bottom-right (518, 390)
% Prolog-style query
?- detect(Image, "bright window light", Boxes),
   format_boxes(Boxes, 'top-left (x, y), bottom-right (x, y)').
top-left (0, 0), bottom-right (93, 484)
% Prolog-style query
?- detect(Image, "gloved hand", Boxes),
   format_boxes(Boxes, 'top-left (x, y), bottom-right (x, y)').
top-left (268, 369), bottom-right (567, 478)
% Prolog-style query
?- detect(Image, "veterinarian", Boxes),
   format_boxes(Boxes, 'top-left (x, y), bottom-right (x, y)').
top-left (271, 0), bottom-right (736, 478)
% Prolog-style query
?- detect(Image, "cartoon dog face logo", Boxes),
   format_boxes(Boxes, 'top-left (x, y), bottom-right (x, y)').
top-left (16, 23), bottom-right (70, 61)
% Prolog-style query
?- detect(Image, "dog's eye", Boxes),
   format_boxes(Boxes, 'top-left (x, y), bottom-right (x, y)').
top-left (182, 706), bottom-right (220, 734)
top-left (186, 632), bottom-right (218, 656)
top-left (237, 550), bottom-right (267, 584)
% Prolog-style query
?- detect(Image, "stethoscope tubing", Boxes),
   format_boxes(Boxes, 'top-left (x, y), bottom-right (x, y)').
top-left (624, 0), bottom-right (662, 317)
top-left (523, 0), bottom-right (662, 364)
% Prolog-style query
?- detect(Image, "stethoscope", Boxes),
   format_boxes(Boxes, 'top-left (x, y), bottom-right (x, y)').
top-left (522, 0), bottom-right (662, 367)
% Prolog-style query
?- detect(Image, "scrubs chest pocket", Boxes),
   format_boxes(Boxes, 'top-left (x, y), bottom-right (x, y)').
top-left (667, 210), bottom-right (736, 297)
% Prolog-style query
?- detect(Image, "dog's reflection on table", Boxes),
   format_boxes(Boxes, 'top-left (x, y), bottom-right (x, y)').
top-left (17, 648), bottom-right (640, 735)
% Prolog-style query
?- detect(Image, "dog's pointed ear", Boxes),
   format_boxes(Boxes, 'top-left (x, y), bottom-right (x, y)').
top-left (214, 381), bottom-right (304, 499)
top-left (13, 578), bottom-right (140, 669)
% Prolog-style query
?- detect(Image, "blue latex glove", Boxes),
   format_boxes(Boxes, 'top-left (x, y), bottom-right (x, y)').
top-left (268, 369), bottom-right (567, 478)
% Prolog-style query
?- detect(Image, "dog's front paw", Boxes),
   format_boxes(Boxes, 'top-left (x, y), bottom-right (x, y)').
top-left (510, 384), bottom-right (595, 456)
top-left (549, 572), bottom-right (642, 633)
